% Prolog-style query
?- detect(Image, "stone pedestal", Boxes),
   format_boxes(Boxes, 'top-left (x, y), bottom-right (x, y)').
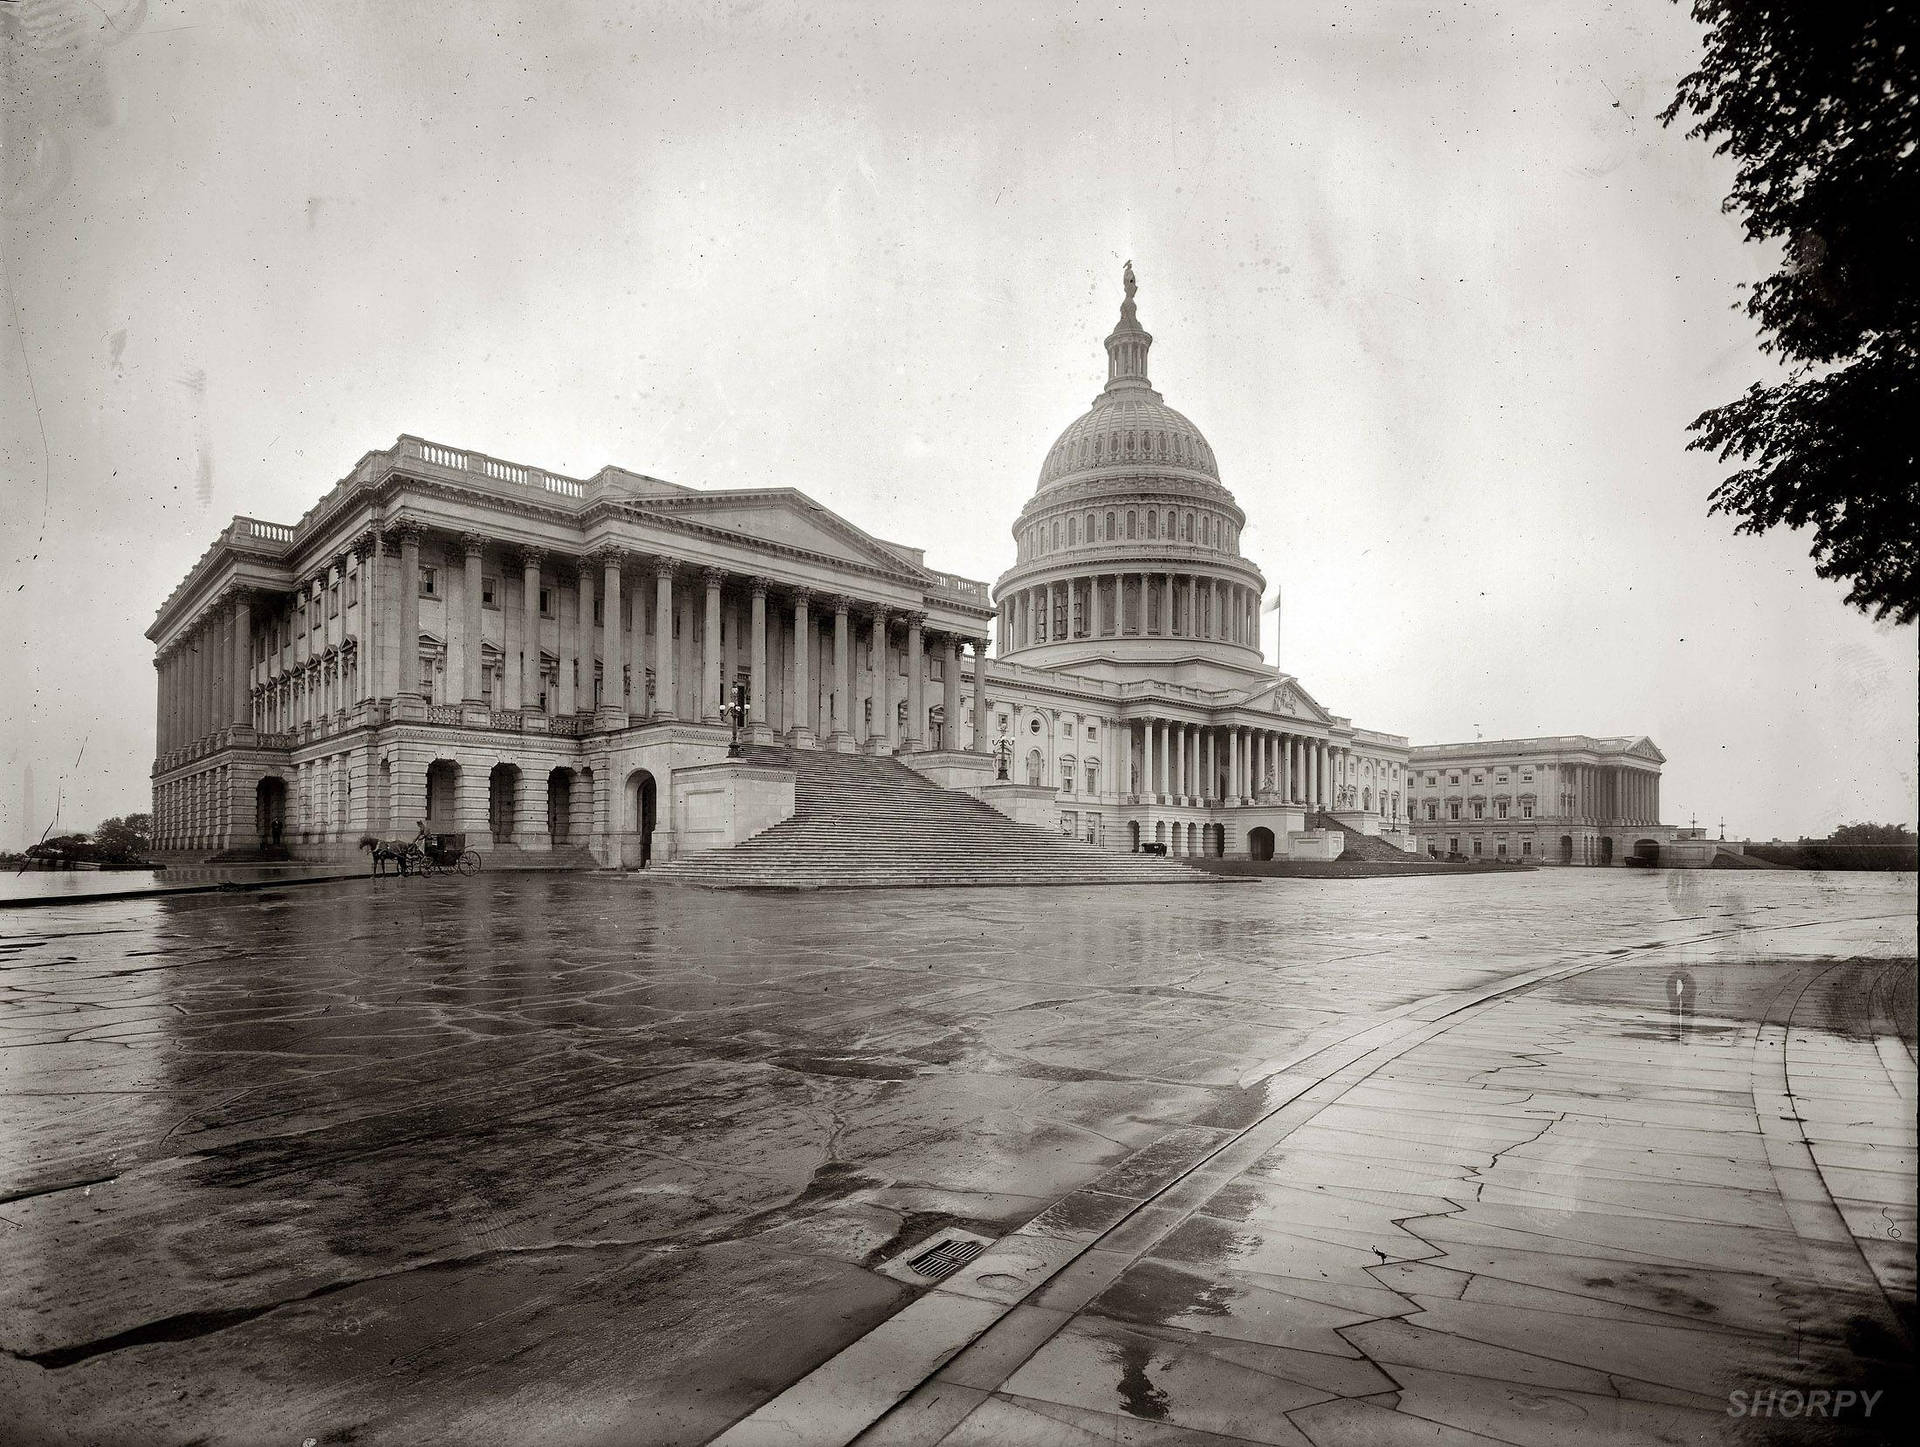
top-left (670, 759), bottom-right (796, 857)
top-left (970, 781), bottom-right (1057, 830)
top-left (903, 750), bottom-right (995, 791)
top-left (1287, 830), bottom-right (1344, 862)
top-left (1329, 809), bottom-right (1381, 837)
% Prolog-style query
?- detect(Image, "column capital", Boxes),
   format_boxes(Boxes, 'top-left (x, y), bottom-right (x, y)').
top-left (749, 575), bottom-right (773, 599)
top-left (460, 532), bottom-right (488, 558)
top-left (702, 565), bottom-right (727, 589)
top-left (590, 544), bottom-right (627, 569)
top-left (791, 585), bottom-right (812, 607)
top-left (830, 594), bottom-right (853, 617)
top-left (353, 528), bottom-right (379, 562)
top-left (973, 636), bottom-right (990, 653)
top-left (387, 518), bottom-right (425, 547)
top-left (516, 547), bottom-right (544, 572)
top-left (903, 610), bottom-right (926, 629)
top-left (650, 554), bottom-right (678, 580)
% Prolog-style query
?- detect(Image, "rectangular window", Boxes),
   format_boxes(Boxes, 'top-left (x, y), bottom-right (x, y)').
top-left (593, 598), bottom-right (603, 623)
top-left (419, 659), bottom-right (434, 698)
top-left (1497, 841), bottom-right (1508, 857)
top-left (420, 566), bottom-right (437, 597)
top-left (539, 588), bottom-right (552, 617)
top-left (347, 573), bottom-right (359, 607)
top-left (1522, 840), bottom-right (1533, 855)
top-left (1472, 838), bottom-right (1483, 857)
top-left (1086, 725), bottom-right (1097, 740)
top-left (1522, 803), bottom-right (1534, 819)
top-left (1473, 803), bottom-right (1485, 819)
top-left (1497, 802), bottom-right (1509, 819)
top-left (1449, 803), bottom-right (1460, 820)
top-left (1427, 803), bottom-right (1437, 820)
top-left (483, 577), bottom-right (498, 608)
top-left (1449, 836), bottom-right (1460, 855)
top-left (328, 585), bottom-right (339, 617)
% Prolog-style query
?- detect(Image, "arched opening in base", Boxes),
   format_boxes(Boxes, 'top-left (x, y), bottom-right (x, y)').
top-left (547, 768), bottom-right (574, 844)
top-left (1559, 834), bottom-right (1575, 865)
top-left (1600, 836), bottom-right (1615, 866)
top-left (255, 777), bottom-right (287, 849)
top-left (488, 764), bottom-right (520, 845)
top-left (626, 769), bottom-right (658, 867)
top-left (1630, 838), bottom-right (1661, 867)
top-left (1247, 826), bottom-right (1275, 862)
top-left (425, 760), bottom-right (460, 833)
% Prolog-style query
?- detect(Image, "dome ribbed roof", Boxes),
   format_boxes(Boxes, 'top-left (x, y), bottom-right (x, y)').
top-left (1032, 262), bottom-right (1222, 494)
top-left (1037, 393), bottom-right (1219, 489)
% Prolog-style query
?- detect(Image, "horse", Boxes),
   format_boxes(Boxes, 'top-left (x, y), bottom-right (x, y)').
top-left (359, 835), bottom-right (415, 877)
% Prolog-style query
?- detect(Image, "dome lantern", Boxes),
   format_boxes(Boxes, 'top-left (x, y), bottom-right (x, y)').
top-left (1104, 261), bottom-right (1156, 395)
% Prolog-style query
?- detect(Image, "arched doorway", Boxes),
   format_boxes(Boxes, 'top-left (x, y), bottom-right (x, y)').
top-left (1128, 820), bottom-right (1141, 852)
top-left (425, 759), bottom-right (460, 832)
top-left (929, 705), bottom-right (945, 750)
top-left (1248, 827), bottom-right (1275, 862)
top-left (1600, 836), bottom-right (1615, 865)
top-left (1154, 820), bottom-right (1167, 847)
top-left (255, 777), bottom-right (287, 848)
top-left (1559, 834), bottom-right (1574, 864)
top-left (488, 764), bottom-right (520, 844)
top-left (1632, 838), bottom-right (1661, 866)
top-left (626, 769), bottom-right (657, 867)
top-left (1186, 822), bottom-right (1197, 855)
top-left (1026, 749), bottom-right (1043, 787)
top-left (547, 768), bottom-right (574, 844)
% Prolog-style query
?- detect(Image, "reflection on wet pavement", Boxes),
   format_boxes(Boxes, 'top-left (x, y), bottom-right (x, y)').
top-left (0, 870), bottom-right (1913, 1446)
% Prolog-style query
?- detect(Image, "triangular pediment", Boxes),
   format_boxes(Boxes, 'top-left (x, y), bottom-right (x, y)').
top-left (632, 490), bottom-right (927, 578)
top-left (1242, 675), bottom-right (1334, 725)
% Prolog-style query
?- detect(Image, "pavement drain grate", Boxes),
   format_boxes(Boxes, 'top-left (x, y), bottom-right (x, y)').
top-left (906, 1238), bottom-right (985, 1280)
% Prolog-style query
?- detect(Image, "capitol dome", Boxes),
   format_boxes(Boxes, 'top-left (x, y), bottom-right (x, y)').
top-left (994, 264), bottom-right (1267, 680)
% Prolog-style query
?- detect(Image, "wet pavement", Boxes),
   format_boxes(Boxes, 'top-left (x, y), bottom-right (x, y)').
top-left (0, 870), bottom-right (1913, 1446)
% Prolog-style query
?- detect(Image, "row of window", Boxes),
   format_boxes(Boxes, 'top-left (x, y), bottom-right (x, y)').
top-left (1417, 768), bottom-right (1536, 787)
top-left (1019, 506), bottom-right (1237, 562)
top-left (1423, 800), bottom-right (1535, 821)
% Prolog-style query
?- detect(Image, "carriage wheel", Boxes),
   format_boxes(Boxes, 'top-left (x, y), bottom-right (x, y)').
top-left (458, 850), bottom-right (481, 875)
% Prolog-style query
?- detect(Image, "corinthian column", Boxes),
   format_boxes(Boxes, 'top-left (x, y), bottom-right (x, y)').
top-left (595, 548), bottom-right (626, 726)
top-left (230, 591), bottom-right (254, 730)
top-left (791, 589), bottom-right (815, 747)
top-left (831, 597), bottom-right (853, 750)
top-left (519, 551), bottom-right (543, 712)
top-left (941, 634), bottom-right (961, 751)
top-left (905, 612), bottom-right (925, 751)
top-left (653, 561), bottom-right (676, 721)
top-left (971, 638), bottom-right (990, 753)
top-left (461, 535), bottom-right (486, 703)
top-left (395, 523), bottom-right (422, 701)
top-left (702, 568), bottom-right (725, 723)
top-left (748, 578), bottom-right (770, 741)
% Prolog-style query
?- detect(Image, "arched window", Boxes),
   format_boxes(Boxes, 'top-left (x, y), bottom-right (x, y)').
top-left (1026, 749), bottom-right (1044, 787)
top-left (1184, 511), bottom-right (1194, 540)
top-left (1051, 520), bottom-right (1061, 550)
top-left (1068, 516), bottom-right (1078, 545)
top-left (1086, 512), bottom-right (1096, 541)
top-left (1061, 757), bottom-right (1076, 794)
top-left (1105, 511), bottom-right (1116, 539)
top-left (1146, 511), bottom-right (1157, 539)
top-left (1127, 511), bottom-right (1137, 539)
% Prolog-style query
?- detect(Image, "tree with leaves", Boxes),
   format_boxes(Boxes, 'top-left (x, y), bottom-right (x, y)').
top-left (92, 814), bottom-right (153, 861)
top-left (1663, 2), bottom-right (1918, 623)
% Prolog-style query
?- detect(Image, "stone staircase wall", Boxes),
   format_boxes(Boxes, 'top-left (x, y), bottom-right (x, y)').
top-left (652, 747), bottom-right (1217, 889)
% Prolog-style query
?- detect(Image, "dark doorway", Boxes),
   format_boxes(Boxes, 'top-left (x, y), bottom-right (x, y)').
top-left (255, 777), bottom-right (287, 847)
top-left (547, 768), bottom-right (573, 844)
top-left (1248, 826), bottom-right (1275, 862)
top-left (627, 769), bottom-right (657, 867)
top-left (489, 764), bottom-right (520, 845)
top-left (1600, 836), bottom-right (1615, 866)
top-left (1560, 834), bottom-right (1574, 864)
top-left (425, 759), bottom-right (460, 832)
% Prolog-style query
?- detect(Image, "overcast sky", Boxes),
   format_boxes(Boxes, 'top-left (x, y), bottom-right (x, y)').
top-left (3, 0), bottom-right (1914, 847)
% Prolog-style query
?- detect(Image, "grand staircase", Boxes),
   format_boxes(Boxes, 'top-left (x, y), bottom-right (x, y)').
top-left (1308, 812), bottom-right (1414, 863)
top-left (651, 747), bottom-right (1217, 889)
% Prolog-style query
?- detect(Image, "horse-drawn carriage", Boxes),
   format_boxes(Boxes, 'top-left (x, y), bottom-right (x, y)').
top-left (361, 831), bottom-right (482, 877)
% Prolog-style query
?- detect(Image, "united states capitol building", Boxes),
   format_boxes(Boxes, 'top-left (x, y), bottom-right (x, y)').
top-left (147, 268), bottom-right (1675, 873)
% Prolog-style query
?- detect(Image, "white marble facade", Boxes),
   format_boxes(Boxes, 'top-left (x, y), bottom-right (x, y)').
top-left (148, 268), bottom-right (1661, 865)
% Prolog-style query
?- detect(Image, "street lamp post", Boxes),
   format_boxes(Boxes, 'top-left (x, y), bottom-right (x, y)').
top-left (726, 681), bottom-right (749, 757)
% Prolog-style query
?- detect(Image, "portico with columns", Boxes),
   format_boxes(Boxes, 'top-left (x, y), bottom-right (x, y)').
top-left (148, 436), bottom-right (996, 866)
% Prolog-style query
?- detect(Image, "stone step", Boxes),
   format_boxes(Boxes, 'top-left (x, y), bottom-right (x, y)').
top-left (652, 746), bottom-right (1212, 889)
